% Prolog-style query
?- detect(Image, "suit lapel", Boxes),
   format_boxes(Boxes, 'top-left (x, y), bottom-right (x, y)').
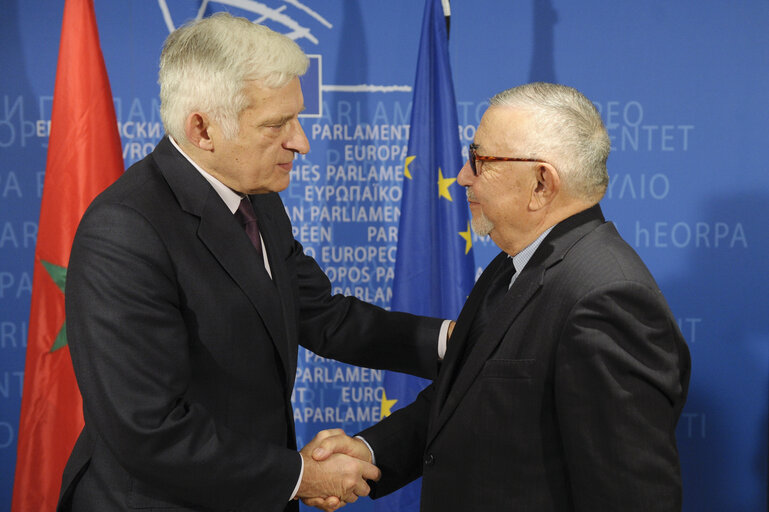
top-left (151, 138), bottom-right (292, 379)
top-left (427, 204), bottom-right (607, 445)
top-left (196, 195), bottom-right (291, 372)
top-left (429, 262), bottom-right (544, 443)
top-left (252, 194), bottom-right (299, 387)
top-left (431, 252), bottom-right (508, 415)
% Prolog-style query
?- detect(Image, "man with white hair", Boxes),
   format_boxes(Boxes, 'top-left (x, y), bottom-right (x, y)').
top-left (57, 13), bottom-right (446, 512)
top-left (309, 82), bottom-right (691, 511)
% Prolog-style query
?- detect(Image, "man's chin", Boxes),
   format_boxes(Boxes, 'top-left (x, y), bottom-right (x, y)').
top-left (244, 179), bottom-right (290, 195)
top-left (471, 215), bottom-right (494, 237)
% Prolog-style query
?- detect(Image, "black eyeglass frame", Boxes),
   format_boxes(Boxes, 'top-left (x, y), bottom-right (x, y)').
top-left (468, 142), bottom-right (551, 176)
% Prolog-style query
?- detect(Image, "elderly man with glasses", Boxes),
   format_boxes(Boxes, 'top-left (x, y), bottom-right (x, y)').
top-left (306, 82), bottom-right (691, 512)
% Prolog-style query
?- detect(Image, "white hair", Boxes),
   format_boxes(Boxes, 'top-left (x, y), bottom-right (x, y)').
top-left (158, 12), bottom-right (309, 141)
top-left (490, 82), bottom-right (610, 201)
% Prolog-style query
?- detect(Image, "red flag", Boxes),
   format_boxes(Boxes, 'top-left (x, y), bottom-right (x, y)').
top-left (12, 0), bottom-right (123, 509)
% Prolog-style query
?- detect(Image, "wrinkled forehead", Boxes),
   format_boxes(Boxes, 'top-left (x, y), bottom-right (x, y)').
top-left (475, 106), bottom-right (536, 154)
top-left (242, 77), bottom-right (304, 114)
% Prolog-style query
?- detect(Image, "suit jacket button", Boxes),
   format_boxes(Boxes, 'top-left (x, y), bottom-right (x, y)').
top-left (424, 453), bottom-right (435, 466)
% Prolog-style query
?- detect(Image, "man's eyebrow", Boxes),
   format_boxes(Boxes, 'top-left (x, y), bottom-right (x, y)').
top-left (262, 106), bottom-right (306, 126)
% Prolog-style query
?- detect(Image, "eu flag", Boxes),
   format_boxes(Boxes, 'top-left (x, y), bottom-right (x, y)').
top-left (376, 0), bottom-right (475, 510)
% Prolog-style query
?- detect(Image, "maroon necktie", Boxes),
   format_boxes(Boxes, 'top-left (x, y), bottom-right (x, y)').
top-left (234, 196), bottom-right (263, 258)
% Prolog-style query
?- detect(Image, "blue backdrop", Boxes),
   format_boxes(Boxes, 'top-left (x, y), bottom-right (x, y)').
top-left (1, 1), bottom-right (767, 511)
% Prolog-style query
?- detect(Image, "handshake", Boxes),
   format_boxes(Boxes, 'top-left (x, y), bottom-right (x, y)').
top-left (296, 429), bottom-right (378, 511)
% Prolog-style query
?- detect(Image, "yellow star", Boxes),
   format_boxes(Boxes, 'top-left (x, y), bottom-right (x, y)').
top-left (459, 221), bottom-right (472, 255)
top-left (437, 168), bottom-right (456, 201)
top-left (404, 155), bottom-right (415, 180)
top-left (380, 389), bottom-right (398, 418)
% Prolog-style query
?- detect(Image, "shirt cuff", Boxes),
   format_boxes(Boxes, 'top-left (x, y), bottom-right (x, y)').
top-left (355, 435), bottom-right (376, 465)
top-left (290, 452), bottom-right (304, 501)
top-left (438, 319), bottom-right (451, 360)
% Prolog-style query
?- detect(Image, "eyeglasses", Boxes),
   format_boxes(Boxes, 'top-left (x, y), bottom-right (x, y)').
top-left (468, 142), bottom-right (547, 176)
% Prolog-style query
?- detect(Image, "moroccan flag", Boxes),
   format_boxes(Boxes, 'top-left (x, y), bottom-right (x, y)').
top-left (11, 0), bottom-right (123, 510)
top-left (376, 0), bottom-right (475, 510)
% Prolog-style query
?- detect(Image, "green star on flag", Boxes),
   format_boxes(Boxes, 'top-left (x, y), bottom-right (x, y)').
top-left (41, 260), bottom-right (68, 352)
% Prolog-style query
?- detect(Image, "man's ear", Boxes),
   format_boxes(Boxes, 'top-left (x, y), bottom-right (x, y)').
top-left (184, 112), bottom-right (214, 151)
top-left (529, 163), bottom-right (560, 211)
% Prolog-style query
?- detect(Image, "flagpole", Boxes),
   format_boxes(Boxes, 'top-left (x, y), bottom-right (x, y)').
top-left (442, 0), bottom-right (451, 38)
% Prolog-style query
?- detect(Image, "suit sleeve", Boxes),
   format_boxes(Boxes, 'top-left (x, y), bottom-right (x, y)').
top-left (66, 202), bottom-right (300, 511)
top-left (554, 281), bottom-right (690, 511)
top-left (356, 383), bottom-right (435, 497)
top-left (267, 194), bottom-right (443, 379)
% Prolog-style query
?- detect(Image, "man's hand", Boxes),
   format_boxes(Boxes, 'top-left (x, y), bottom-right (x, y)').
top-left (297, 430), bottom-right (380, 511)
top-left (309, 430), bottom-right (372, 464)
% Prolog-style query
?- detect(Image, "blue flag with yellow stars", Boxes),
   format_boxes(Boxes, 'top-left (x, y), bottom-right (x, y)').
top-left (376, 0), bottom-right (475, 510)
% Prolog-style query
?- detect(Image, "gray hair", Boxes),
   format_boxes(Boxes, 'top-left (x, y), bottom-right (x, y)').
top-left (159, 12), bottom-right (309, 141)
top-left (490, 82), bottom-right (610, 201)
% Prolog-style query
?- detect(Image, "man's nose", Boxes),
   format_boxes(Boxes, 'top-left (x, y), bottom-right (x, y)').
top-left (285, 118), bottom-right (310, 155)
top-left (457, 159), bottom-right (474, 187)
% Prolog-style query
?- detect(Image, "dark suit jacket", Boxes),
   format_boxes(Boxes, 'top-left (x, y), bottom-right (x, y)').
top-left (361, 204), bottom-right (691, 511)
top-left (58, 137), bottom-right (441, 511)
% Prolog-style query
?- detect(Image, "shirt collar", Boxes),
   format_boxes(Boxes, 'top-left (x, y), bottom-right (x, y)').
top-left (510, 226), bottom-right (555, 275)
top-left (169, 136), bottom-right (243, 214)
